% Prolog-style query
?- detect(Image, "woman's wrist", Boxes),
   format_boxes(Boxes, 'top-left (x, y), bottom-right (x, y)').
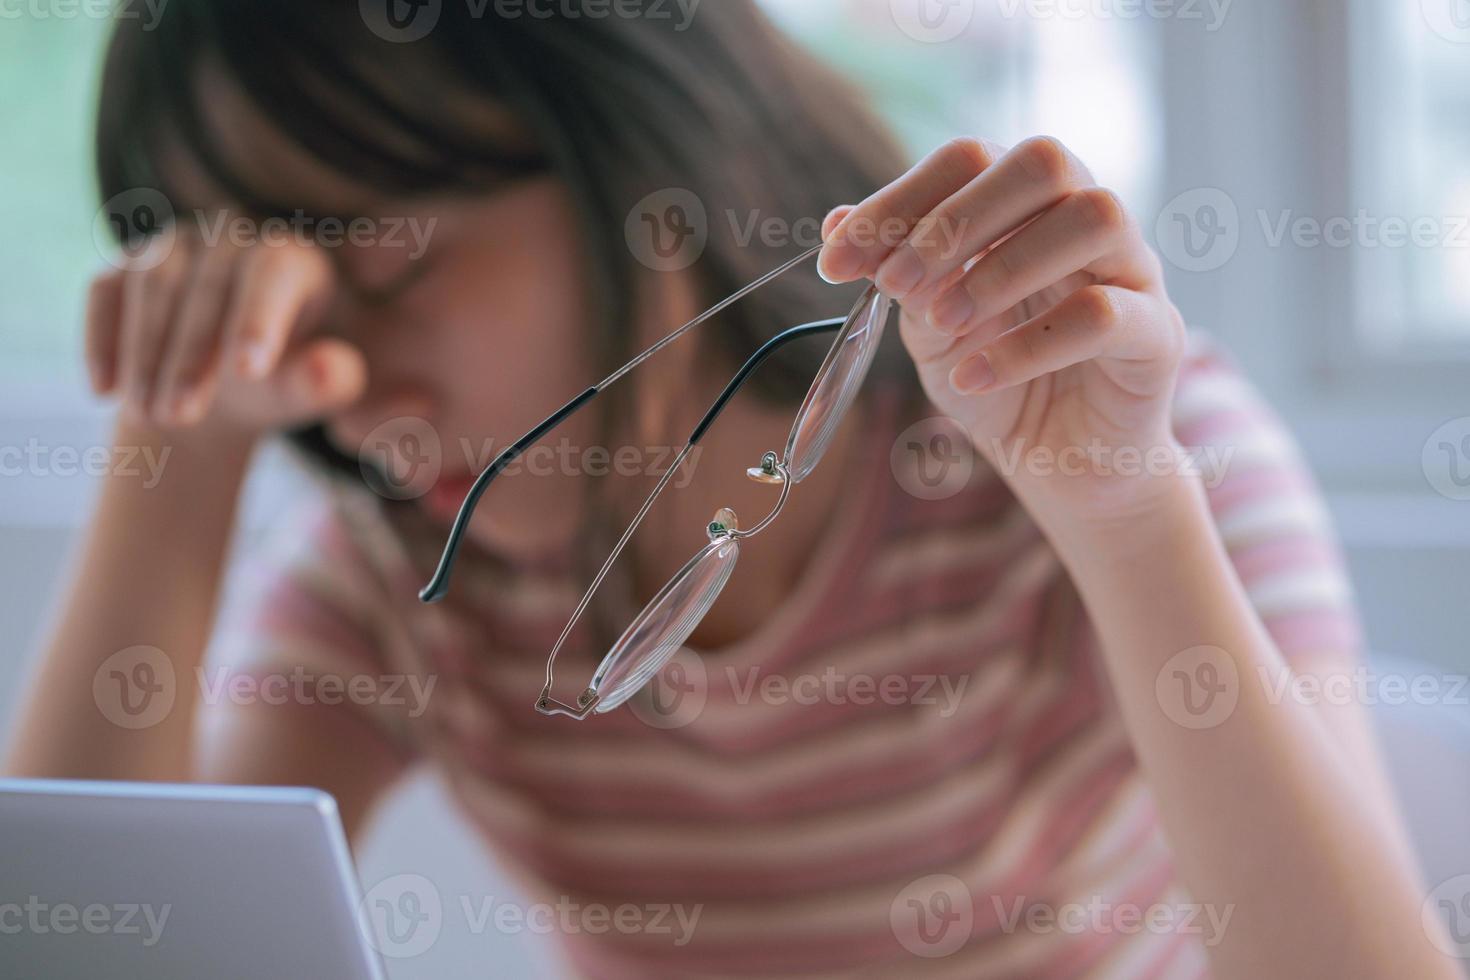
top-left (1028, 462), bottom-right (1211, 579)
top-left (111, 412), bottom-right (260, 472)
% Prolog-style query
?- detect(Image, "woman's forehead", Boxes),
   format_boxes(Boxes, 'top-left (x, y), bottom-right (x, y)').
top-left (168, 57), bottom-right (540, 217)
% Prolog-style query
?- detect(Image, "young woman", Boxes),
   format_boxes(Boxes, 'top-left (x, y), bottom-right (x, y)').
top-left (6, 2), bottom-right (1451, 976)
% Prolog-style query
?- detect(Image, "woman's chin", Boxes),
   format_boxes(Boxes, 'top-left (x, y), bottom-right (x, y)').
top-left (459, 510), bottom-right (579, 567)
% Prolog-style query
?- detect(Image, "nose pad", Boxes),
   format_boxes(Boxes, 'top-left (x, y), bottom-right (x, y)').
top-left (745, 451), bottom-right (785, 485)
top-left (707, 508), bottom-right (739, 540)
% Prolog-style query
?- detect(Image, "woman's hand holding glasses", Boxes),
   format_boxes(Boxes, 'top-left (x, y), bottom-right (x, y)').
top-left (818, 136), bottom-right (1187, 530)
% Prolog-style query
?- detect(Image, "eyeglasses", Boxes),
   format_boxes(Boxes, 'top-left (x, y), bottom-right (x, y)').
top-left (418, 243), bottom-right (892, 719)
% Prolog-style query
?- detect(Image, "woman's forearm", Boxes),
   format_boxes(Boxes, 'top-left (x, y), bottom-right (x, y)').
top-left (1043, 474), bottom-right (1454, 979)
top-left (3, 417), bottom-right (257, 782)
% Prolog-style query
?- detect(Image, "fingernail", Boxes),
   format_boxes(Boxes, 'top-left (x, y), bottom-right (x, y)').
top-left (875, 248), bottom-right (925, 297)
top-left (818, 244), bottom-right (864, 284)
top-left (241, 343), bottom-right (272, 378)
top-left (174, 390), bottom-right (204, 424)
top-left (928, 288), bottom-right (975, 333)
top-left (950, 353), bottom-right (996, 394)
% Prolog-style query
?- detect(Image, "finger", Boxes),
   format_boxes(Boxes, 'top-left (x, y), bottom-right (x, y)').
top-left (222, 242), bottom-right (335, 380)
top-left (821, 205), bottom-right (856, 240)
top-left (84, 270), bottom-right (125, 395)
top-left (875, 136), bottom-right (1095, 301)
top-left (116, 235), bottom-right (193, 419)
top-left (949, 285), bottom-right (1160, 394)
top-left (153, 239), bottom-right (241, 424)
top-left (924, 187), bottom-right (1144, 337)
top-left (257, 337), bottom-right (369, 428)
top-left (818, 137), bottom-right (1006, 283)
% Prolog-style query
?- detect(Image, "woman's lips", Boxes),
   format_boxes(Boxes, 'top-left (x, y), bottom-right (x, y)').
top-left (423, 474), bottom-right (477, 520)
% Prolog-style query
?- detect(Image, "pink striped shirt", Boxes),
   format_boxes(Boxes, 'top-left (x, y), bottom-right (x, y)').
top-left (216, 333), bottom-right (1362, 978)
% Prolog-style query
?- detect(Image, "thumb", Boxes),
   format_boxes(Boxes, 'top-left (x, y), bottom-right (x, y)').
top-left (256, 337), bottom-right (368, 428)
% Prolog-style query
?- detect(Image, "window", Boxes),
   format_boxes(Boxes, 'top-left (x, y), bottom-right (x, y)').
top-left (1352, 0), bottom-right (1470, 355)
top-left (758, 0), bottom-right (1162, 218)
top-left (0, 17), bottom-right (111, 394)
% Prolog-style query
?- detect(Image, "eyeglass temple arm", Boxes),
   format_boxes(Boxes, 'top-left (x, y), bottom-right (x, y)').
top-left (419, 385), bottom-right (598, 603)
top-left (689, 316), bottom-right (846, 446)
top-left (419, 245), bottom-right (831, 605)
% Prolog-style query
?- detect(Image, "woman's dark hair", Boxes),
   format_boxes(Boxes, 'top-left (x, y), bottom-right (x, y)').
top-left (95, 0), bottom-right (914, 620)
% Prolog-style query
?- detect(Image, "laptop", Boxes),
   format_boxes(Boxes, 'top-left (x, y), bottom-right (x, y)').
top-left (0, 779), bottom-right (387, 980)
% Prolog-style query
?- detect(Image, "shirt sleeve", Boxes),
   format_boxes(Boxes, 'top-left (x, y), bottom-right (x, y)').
top-left (1172, 332), bottom-right (1366, 662)
top-left (208, 491), bottom-right (425, 763)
